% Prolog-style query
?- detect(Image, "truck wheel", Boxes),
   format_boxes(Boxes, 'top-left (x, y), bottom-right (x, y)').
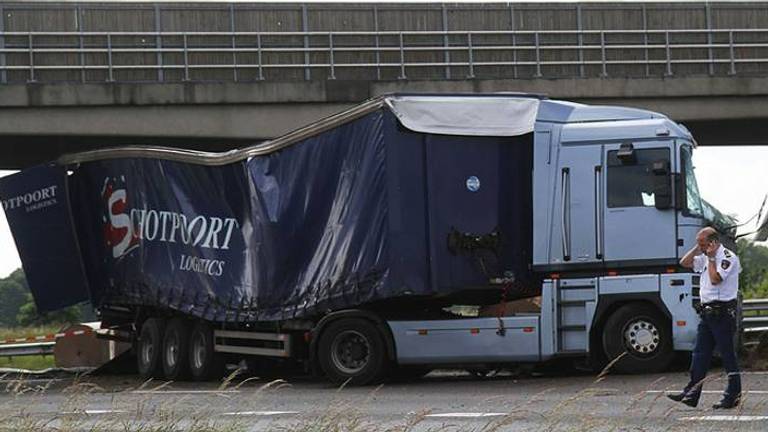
top-left (602, 304), bottom-right (674, 374)
top-left (162, 318), bottom-right (191, 381)
top-left (137, 318), bottom-right (165, 379)
top-left (318, 318), bottom-right (389, 385)
top-left (188, 321), bottom-right (225, 381)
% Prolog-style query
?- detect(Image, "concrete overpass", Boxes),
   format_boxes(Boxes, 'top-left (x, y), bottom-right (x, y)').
top-left (2, 2), bottom-right (768, 167)
top-left (1, 76), bottom-right (767, 167)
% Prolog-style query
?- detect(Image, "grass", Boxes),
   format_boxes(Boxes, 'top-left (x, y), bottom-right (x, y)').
top-left (0, 325), bottom-right (61, 371)
top-left (0, 355), bottom-right (54, 370)
top-left (0, 365), bottom-right (762, 432)
top-left (0, 351), bottom-right (765, 431)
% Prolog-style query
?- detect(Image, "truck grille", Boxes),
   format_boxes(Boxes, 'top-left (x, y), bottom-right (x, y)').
top-left (691, 275), bottom-right (700, 307)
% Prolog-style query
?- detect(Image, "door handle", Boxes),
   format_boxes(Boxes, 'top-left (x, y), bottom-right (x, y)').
top-left (561, 167), bottom-right (571, 262)
top-left (594, 166), bottom-right (603, 259)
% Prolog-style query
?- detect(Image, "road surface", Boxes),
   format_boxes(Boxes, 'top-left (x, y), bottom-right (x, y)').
top-left (0, 367), bottom-right (766, 431)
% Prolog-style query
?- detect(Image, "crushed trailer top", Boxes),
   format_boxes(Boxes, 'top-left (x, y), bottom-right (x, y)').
top-left (0, 94), bottom-right (665, 323)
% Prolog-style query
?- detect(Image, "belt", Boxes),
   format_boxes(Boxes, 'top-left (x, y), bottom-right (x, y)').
top-left (697, 300), bottom-right (737, 317)
top-left (702, 299), bottom-right (737, 307)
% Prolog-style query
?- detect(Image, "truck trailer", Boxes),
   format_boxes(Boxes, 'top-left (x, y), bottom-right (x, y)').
top-left (0, 93), bottom-right (736, 384)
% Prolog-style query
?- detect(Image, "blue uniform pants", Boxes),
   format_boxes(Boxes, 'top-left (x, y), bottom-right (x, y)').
top-left (684, 311), bottom-right (741, 402)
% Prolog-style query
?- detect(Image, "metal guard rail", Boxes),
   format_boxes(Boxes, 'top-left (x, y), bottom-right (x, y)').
top-left (0, 28), bottom-right (767, 82)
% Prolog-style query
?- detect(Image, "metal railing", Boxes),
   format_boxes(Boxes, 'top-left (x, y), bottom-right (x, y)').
top-left (743, 298), bottom-right (768, 335)
top-left (0, 341), bottom-right (54, 358)
top-left (1, 28), bottom-right (768, 84)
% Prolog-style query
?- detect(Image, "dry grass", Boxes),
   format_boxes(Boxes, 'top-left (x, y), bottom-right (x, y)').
top-left (0, 357), bottom-right (765, 432)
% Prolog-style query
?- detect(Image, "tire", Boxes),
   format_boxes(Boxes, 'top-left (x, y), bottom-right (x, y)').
top-left (136, 318), bottom-right (165, 379)
top-left (601, 303), bottom-right (674, 374)
top-left (188, 321), bottom-right (225, 381)
top-left (317, 318), bottom-right (389, 386)
top-left (162, 318), bottom-right (191, 381)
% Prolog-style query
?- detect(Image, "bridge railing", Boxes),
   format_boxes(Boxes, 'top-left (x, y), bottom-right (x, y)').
top-left (1, 29), bottom-right (768, 83)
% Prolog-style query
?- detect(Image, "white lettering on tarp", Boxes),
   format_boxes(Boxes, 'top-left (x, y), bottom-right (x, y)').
top-left (2, 185), bottom-right (59, 213)
top-left (103, 176), bottom-right (237, 277)
top-left (130, 208), bottom-right (238, 250)
top-left (179, 253), bottom-right (225, 276)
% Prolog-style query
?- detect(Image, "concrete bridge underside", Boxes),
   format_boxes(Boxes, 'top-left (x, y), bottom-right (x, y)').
top-left (1, 76), bottom-right (767, 168)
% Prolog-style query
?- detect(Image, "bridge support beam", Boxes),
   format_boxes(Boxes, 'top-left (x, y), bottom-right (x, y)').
top-left (1, 77), bottom-right (767, 168)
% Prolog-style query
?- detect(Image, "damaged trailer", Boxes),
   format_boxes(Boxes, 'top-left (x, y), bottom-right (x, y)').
top-left (1, 94), bottom-right (717, 384)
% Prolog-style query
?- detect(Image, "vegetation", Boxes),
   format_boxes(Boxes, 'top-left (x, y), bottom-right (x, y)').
top-left (0, 355), bottom-right (54, 370)
top-left (0, 269), bottom-right (92, 328)
top-left (737, 239), bottom-right (768, 299)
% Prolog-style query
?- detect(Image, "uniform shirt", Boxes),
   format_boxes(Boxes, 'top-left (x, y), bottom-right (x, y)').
top-left (692, 244), bottom-right (740, 304)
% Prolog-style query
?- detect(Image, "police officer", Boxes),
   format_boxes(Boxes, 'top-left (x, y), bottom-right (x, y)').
top-left (668, 227), bottom-right (742, 409)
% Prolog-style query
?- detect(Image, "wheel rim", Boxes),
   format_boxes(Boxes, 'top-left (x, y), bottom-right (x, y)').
top-left (624, 319), bottom-right (660, 355)
top-left (330, 330), bottom-right (370, 375)
top-left (165, 331), bottom-right (179, 369)
top-left (192, 332), bottom-right (207, 370)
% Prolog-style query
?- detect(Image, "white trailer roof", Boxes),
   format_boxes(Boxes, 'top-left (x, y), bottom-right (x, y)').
top-left (384, 95), bottom-right (540, 137)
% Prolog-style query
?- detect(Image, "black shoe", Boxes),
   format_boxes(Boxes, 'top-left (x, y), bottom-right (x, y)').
top-left (666, 391), bottom-right (687, 402)
top-left (713, 397), bottom-right (740, 410)
top-left (681, 396), bottom-right (699, 408)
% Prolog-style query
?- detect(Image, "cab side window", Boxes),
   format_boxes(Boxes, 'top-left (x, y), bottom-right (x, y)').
top-left (607, 148), bottom-right (670, 208)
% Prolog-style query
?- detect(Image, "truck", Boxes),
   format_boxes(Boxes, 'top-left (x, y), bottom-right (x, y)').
top-left (0, 93), bottom-right (738, 385)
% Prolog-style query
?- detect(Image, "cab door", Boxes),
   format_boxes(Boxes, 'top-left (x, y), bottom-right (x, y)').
top-left (601, 141), bottom-right (677, 266)
top-left (551, 145), bottom-right (604, 268)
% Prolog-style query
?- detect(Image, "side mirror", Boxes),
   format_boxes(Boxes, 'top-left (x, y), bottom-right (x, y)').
top-left (617, 142), bottom-right (636, 165)
top-left (652, 160), bottom-right (672, 210)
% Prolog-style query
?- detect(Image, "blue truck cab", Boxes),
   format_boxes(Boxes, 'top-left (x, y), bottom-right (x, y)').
top-left (389, 97), bottom-right (731, 379)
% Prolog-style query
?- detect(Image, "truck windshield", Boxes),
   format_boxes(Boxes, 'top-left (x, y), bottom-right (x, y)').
top-left (680, 146), bottom-right (703, 217)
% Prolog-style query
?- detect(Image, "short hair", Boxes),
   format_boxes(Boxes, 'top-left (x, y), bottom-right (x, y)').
top-left (702, 227), bottom-right (720, 242)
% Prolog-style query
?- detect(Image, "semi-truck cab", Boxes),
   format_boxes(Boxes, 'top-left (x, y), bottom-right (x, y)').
top-left (0, 94), bottom-right (735, 384)
top-left (385, 96), bottom-right (734, 382)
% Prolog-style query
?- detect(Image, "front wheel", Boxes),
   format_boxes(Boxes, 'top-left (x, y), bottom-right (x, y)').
top-left (601, 303), bottom-right (674, 374)
top-left (317, 318), bottom-right (389, 386)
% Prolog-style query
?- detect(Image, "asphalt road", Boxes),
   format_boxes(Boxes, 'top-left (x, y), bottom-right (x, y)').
top-left (1, 368), bottom-right (767, 431)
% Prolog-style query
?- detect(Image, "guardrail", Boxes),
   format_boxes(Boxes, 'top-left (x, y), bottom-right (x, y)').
top-left (1, 28), bottom-right (768, 83)
top-left (743, 298), bottom-right (768, 314)
top-left (742, 299), bottom-right (768, 341)
top-left (0, 341), bottom-right (54, 358)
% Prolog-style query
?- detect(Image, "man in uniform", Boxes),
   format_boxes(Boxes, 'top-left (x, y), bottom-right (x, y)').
top-left (668, 227), bottom-right (742, 409)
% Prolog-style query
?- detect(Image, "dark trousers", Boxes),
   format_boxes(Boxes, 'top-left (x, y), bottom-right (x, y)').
top-left (684, 311), bottom-right (741, 402)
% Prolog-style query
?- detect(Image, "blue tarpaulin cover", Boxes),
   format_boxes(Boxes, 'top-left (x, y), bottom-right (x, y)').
top-left (0, 101), bottom-right (535, 322)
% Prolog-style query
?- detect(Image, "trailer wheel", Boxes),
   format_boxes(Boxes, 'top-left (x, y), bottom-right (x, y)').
top-left (601, 304), bottom-right (674, 374)
top-left (318, 318), bottom-right (388, 385)
top-left (188, 322), bottom-right (225, 381)
top-left (162, 318), bottom-right (191, 380)
top-left (137, 318), bottom-right (165, 379)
